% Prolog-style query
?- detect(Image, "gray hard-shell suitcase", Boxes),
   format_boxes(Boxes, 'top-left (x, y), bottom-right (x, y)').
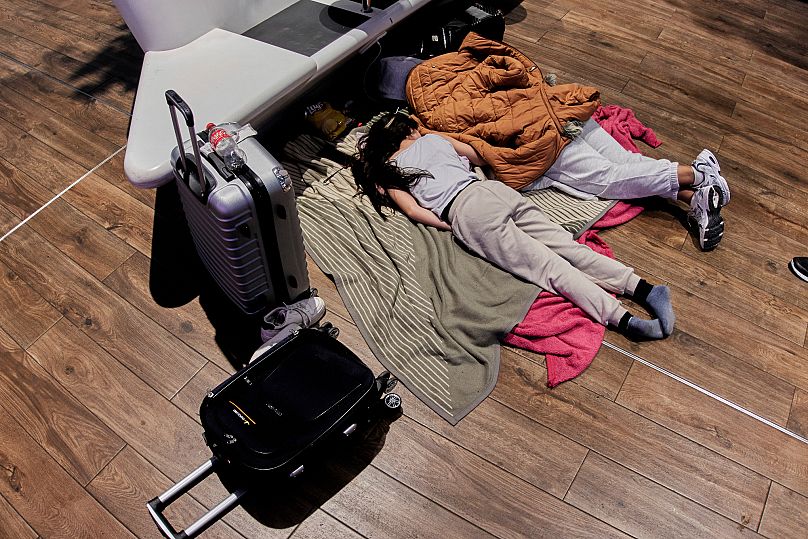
top-left (166, 90), bottom-right (310, 314)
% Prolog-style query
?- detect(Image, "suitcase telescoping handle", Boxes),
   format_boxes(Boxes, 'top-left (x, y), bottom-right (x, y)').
top-left (147, 457), bottom-right (247, 539)
top-left (165, 89), bottom-right (208, 196)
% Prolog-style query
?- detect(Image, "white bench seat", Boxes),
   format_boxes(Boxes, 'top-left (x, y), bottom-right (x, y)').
top-left (116, 0), bottom-right (428, 188)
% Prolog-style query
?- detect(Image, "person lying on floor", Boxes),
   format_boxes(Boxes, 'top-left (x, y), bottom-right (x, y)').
top-left (404, 32), bottom-right (729, 251)
top-left (353, 112), bottom-right (675, 340)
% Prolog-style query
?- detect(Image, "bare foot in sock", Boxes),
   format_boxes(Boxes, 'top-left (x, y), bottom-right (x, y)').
top-left (645, 285), bottom-right (675, 336)
top-left (624, 316), bottom-right (665, 340)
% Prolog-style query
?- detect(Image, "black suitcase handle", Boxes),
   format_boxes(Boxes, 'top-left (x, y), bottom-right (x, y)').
top-left (147, 457), bottom-right (246, 539)
top-left (166, 89), bottom-right (209, 196)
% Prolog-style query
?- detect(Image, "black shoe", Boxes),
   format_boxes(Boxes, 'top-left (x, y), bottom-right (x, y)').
top-left (789, 257), bottom-right (808, 283)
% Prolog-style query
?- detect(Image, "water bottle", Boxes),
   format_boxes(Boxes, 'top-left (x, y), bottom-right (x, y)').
top-left (206, 122), bottom-right (246, 171)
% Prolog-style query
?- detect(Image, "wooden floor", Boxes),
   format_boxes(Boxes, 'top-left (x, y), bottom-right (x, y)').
top-left (0, 0), bottom-right (806, 537)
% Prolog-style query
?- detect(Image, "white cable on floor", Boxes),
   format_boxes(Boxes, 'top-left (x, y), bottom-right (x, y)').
top-left (603, 340), bottom-right (808, 445)
top-left (0, 145), bottom-right (126, 244)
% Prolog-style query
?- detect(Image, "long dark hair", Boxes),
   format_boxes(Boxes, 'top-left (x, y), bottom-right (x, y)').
top-left (353, 112), bottom-right (432, 218)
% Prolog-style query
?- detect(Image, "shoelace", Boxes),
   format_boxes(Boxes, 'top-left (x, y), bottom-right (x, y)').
top-left (692, 163), bottom-right (711, 188)
top-left (263, 303), bottom-right (314, 329)
top-left (288, 305), bottom-right (312, 327)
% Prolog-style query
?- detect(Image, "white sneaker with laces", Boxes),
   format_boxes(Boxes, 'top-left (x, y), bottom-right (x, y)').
top-left (688, 185), bottom-right (724, 251)
top-left (260, 296), bottom-right (326, 343)
top-left (692, 149), bottom-right (730, 206)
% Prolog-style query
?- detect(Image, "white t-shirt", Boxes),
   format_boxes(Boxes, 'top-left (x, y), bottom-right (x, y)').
top-left (392, 134), bottom-right (478, 219)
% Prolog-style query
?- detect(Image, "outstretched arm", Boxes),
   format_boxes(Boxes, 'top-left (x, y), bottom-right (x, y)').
top-left (387, 188), bottom-right (452, 231)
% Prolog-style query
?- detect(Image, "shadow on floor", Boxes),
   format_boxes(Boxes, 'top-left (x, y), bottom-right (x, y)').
top-left (65, 24), bottom-right (142, 97)
top-left (220, 406), bottom-right (402, 528)
top-left (149, 183), bottom-right (263, 368)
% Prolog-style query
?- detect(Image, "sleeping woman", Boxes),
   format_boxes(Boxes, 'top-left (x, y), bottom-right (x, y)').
top-left (353, 112), bottom-right (675, 340)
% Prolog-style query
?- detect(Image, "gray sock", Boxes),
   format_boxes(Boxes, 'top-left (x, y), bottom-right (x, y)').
top-left (646, 285), bottom-right (675, 336)
top-left (625, 316), bottom-right (665, 340)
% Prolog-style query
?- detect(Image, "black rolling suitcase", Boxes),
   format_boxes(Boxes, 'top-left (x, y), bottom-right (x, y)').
top-left (166, 90), bottom-right (310, 314)
top-left (147, 326), bottom-right (401, 539)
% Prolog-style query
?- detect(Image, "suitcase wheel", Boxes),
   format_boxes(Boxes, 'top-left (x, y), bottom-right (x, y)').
top-left (325, 324), bottom-right (340, 338)
top-left (383, 393), bottom-right (402, 410)
top-left (383, 377), bottom-right (397, 393)
top-left (316, 321), bottom-right (340, 338)
top-left (375, 371), bottom-right (398, 393)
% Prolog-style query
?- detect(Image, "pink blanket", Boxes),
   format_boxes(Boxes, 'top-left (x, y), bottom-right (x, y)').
top-left (591, 104), bottom-right (662, 154)
top-left (503, 106), bottom-right (658, 387)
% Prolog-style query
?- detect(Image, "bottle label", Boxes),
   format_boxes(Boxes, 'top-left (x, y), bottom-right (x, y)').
top-left (209, 128), bottom-right (231, 151)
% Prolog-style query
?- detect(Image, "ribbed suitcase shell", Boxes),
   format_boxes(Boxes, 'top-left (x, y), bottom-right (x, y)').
top-left (172, 136), bottom-right (309, 314)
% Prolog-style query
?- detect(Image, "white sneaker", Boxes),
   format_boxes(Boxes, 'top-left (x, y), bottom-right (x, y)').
top-left (692, 149), bottom-right (730, 206)
top-left (260, 296), bottom-right (326, 343)
top-left (789, 257), bottom-right (808, 283)
top-left (688, 185), bottom-right (724, 251)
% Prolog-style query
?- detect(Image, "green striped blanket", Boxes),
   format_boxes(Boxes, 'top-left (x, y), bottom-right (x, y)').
top-left (282, 133), bottom-right (613, 424)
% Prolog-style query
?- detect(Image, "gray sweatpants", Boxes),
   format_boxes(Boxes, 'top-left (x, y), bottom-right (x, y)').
top-left (448, 181), bottom-right (639, 326)
top-left (521, 119), bottom-right (680, 200)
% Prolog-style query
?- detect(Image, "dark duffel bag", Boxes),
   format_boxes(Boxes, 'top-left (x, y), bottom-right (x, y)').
top-left (416, 2), bottom-right (506, 58)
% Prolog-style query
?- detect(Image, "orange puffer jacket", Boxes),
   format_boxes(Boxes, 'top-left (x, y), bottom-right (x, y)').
top-left (406, 32), bottom-right (601, 189)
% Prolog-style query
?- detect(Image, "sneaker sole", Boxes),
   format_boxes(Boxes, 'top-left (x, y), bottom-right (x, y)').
top-left (789, 260), bottom-right (808, 283)
top-left (689, 187), bottom-right (724, 251)
top-left (699, 215), bottom-right (724, 251)
top-left (709, 173), bottom-right (730, 207)
top-left (689, 214), bottom-right (724, 251)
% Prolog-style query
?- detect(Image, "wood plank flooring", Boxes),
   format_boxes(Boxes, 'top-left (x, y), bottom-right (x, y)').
top-left (0, 0), bottom-right (805, 537)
